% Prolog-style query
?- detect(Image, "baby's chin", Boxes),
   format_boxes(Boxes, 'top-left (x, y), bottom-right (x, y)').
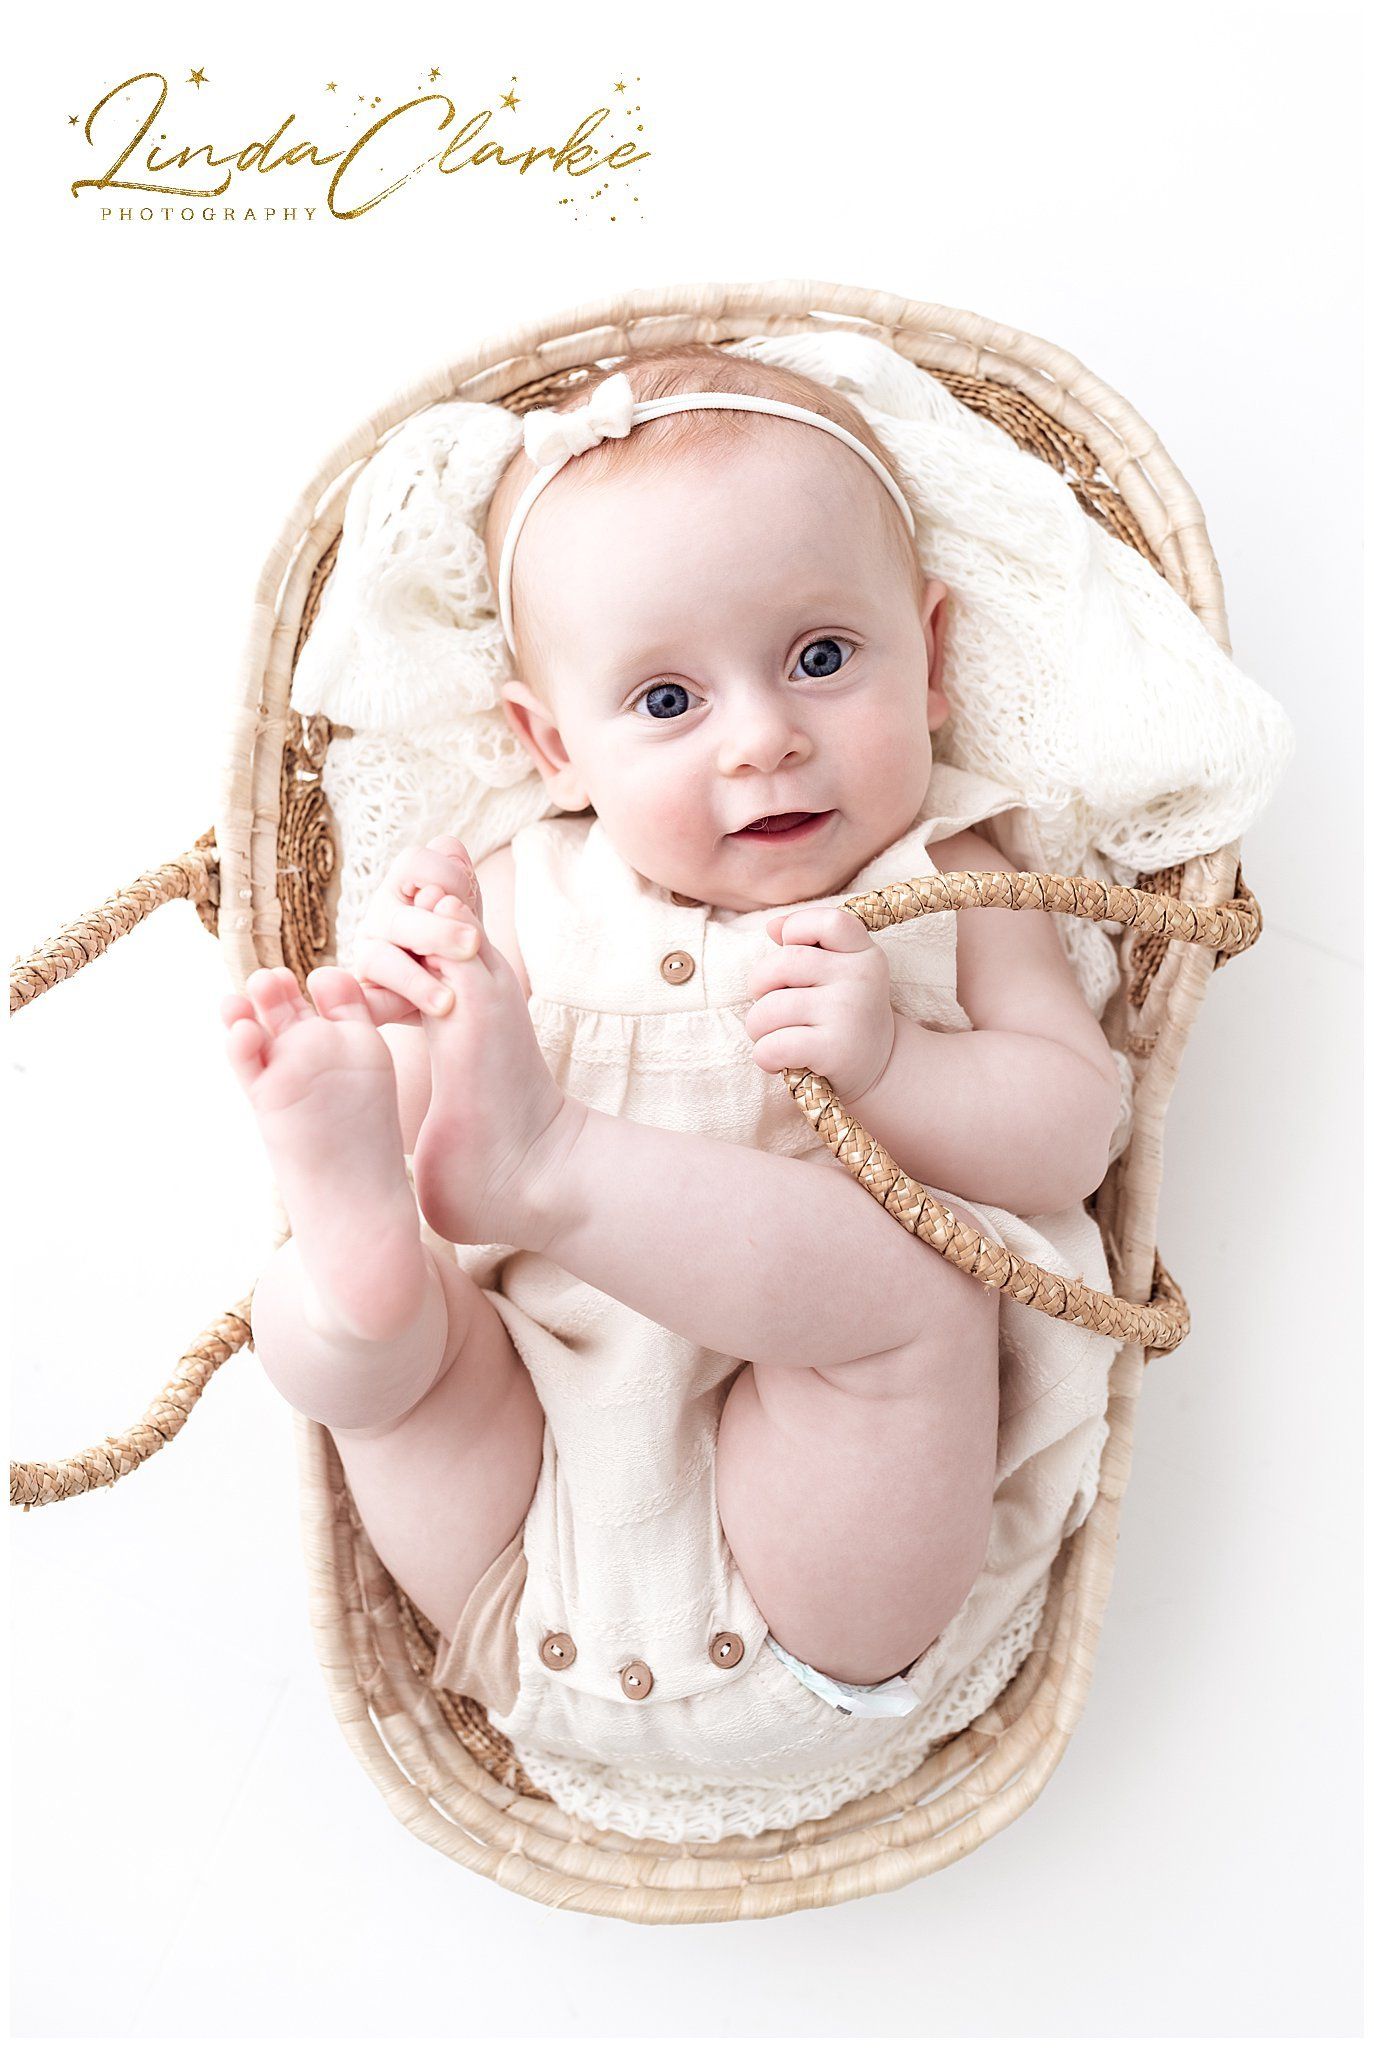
top-left (636, 827), bottom-right (899, 915)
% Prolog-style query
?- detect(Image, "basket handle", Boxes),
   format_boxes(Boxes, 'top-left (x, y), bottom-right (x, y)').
top-left (840, 864), bottom-right (1260, 955)
top-left (11, 857), bottom-right (1255, 1502)
top-left (10, 1294), bottom-right (257, 1509)
top-left (780, 866), bottom-right (1263, 1355)
top-left (9, 832), bottom-right (249, 1508)
top-left (9, 836), bottom-right (219, 1014)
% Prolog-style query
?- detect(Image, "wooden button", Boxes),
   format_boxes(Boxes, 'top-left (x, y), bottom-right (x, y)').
top-left (539, 1631), bottom-right (577, 1671)
top-left (709, 1631), bottom-right (745, 1669)
top-left (619, 1658), bottom-right (654, 1700)
top-left (659, 950), bottom-right (695, 985)
top-left (670, 890), bottom-right (701, 907)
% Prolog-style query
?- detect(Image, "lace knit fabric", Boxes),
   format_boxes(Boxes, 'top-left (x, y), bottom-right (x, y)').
top-left (283, 331), bottom-right (1288, 1841)
top-left (290, 329), bottom-right (1293, 988)
top-left (513, 1566), bottom-right (1059, 1844)
top-left (500, 1390), bottom-right (1109, 1849)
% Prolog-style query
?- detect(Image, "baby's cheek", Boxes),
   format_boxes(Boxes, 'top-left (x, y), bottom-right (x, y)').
top-left (630, 779), bottom-right (711, 860)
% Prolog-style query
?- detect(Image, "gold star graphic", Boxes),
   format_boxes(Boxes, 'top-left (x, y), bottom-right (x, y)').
top-left (67, 113), bottom-right (79, 124)
top-left (613, 78), bottom-right (627, 92)
top-left (429, 65), bottom-right (441, 81)
top-left (187, 67), bottom-right (208, 88)
top-left (325, 81), bottom-right (338, 92)
top-left (501, 89), bottom-right (518, 110)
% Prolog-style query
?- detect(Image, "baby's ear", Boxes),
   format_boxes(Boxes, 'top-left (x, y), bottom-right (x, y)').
top-left (500, 680), bottom-right (590, 811)
top-left (922, 578), bottom-right (952, 732)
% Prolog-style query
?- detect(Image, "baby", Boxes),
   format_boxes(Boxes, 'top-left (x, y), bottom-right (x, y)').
top-left (221, 344), bottom-right (1122, 1711)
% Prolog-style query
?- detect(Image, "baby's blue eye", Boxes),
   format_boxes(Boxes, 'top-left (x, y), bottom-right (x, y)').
top-left (795, 637), bottom-right (851, 679)
top-left (632, 640), bottom-right (853, 718)
top-left (637, 681), bottom-right (696, 720)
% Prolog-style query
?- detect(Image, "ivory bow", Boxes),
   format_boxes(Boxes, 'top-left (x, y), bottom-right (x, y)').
top-left (522, 370), bottom-right (636, 467)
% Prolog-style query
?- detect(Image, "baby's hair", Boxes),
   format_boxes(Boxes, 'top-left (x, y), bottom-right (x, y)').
top-left (487, 342), bottom-right (925, 701)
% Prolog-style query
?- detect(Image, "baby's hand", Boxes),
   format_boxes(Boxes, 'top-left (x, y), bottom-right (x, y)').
top-left (743, 906), bottom-right (896, 1103)
top-left (352, 835), bottom-right (485, 1026)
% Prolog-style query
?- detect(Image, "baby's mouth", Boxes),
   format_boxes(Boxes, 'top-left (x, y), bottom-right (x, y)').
top-left (730, 811), bottom-right (835, 842)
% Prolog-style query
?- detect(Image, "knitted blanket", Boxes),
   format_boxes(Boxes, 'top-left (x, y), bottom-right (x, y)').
top-left (290, 329), bottom-right (1291, 1012)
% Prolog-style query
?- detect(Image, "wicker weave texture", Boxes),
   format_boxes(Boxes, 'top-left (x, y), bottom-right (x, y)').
top-left (8, 281), bottom-right (1247, 1918)
top-left (253, 286), bottom-right (1240, 1916)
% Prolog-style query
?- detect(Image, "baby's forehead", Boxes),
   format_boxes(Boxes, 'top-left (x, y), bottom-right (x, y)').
top-left (497, 419), bottom-right (914, 686)
top-left (520, 425), bottom-right (882, 561)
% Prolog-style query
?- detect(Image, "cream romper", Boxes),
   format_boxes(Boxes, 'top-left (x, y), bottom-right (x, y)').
top-left (422, 762), bottom-right (1123, 1843)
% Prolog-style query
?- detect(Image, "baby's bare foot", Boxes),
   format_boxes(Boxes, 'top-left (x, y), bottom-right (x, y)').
top-left (222, 966), bottom-right (429, 1342)
top-left (410, 895), bottom-right (585, 1250)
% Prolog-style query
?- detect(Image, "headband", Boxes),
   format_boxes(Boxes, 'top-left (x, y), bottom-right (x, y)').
top-left (495, 369), bottom-right (916, 655)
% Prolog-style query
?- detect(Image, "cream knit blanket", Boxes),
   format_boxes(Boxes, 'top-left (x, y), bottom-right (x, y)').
top-left (290, 328), bottom-right (1292, 1013)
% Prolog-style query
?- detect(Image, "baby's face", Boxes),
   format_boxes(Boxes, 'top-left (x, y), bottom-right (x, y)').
top-left (501, 425), bottom-right (949, 913)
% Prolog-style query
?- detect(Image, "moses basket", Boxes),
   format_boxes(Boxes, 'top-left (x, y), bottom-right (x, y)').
top-left (10, 281), bottom-right (1263, 1922)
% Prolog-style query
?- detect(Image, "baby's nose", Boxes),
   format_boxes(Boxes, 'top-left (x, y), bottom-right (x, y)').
top-left (716, 702), bottom-right (810, 776)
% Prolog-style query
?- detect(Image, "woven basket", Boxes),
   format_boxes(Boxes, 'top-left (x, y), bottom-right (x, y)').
top-left (9, 280), bottom-right (1261, 1922)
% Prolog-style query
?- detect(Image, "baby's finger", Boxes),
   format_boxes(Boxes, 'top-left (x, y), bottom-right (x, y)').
top-left (362, 900), bottom-right (483, 961)
top-left (750, 1026), bottom-right (821, 1075)
top-left (746, 943), bottom-right (857, 1001)
top-left (353, 938), bottom-right (456, 1017)
top-left (768, 906), bottom-right (871, 951)
top-left (742, 986), bottom-right (817, 1042)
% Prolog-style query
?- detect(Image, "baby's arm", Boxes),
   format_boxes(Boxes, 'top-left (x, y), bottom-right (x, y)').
top-left (407, 851), bottom-right (988, 1375)
top-left (844, 828), bottom-right (1120, 1212)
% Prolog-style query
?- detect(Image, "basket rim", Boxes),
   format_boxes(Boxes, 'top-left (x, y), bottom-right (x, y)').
top-left (214, 278), bottom-right (1234, 989)
top-left (223, 281), bottom-right (1237, 1917)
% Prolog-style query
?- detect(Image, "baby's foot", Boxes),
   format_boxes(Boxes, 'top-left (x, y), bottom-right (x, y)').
top-left (222, 967), bottom-right (429, 1342)
top-left (410, 893), bottom-right (584, 1251)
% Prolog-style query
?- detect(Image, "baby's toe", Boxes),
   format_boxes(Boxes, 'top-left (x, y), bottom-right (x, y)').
top-left (306, 967), bottom-right (376, 1023)
top-left (223, 1014), bottom-right (267, 1085)
top-left (245, 966), bottom-right (310, 1034)
top-left (434, 897), bottom-right (481, 958)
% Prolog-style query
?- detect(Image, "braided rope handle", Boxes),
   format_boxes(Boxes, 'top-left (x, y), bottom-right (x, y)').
top-left (9, 841), bottom-right (219, 1014)
top-left (779, 866), bottom-right (1262, 1353)
top-left (10, 1295), bottom-right (255, 1508)
top-left (843, 863), bottom-right (1260, 952)
top-left (10, 836), bottom-right (243, 1507)
top-left (10, 853), bottom-right (1257, 1504)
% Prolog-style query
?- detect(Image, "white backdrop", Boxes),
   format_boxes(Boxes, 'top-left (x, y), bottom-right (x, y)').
top-left (8, 1), bottom-right (1364, 2038)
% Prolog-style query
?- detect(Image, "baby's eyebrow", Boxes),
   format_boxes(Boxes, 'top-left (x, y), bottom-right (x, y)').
top-left (592, 648), bottom-right (679, 696)
top-left (601, 601), bottom-right (865, 674)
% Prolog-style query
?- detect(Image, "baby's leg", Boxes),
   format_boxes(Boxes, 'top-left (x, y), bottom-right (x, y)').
top-left (530, 1111), bottom-right (999, 1685)
top-left (714, 1235), bottom-right (998, 1686)
top-left (251, 1237), bottom-right (542, 1640)
top-left (226, 967), bottom-right (542, 1642)
top-left (402, 883), bottom-right (997, 1682)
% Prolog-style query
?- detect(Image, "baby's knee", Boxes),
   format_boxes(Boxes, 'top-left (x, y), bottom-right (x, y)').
top-left (818, 1245), bottom-right (999, 1402)
top-left (250, 1236), bottom-right (451, 1431)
